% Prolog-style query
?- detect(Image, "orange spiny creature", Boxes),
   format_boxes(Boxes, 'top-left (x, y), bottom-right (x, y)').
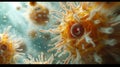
top-left (0, 26), bottom-right (26, 64)
top-left (24, 2), bottom-right (49, 26)
top-left (40, 2), bottom-right (120, 64)
top-left (28, 29), bottom-right (38, 39)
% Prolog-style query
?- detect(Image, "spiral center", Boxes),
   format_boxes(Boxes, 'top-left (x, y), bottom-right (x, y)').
top-left (70, 23), bottom-right (84, 38)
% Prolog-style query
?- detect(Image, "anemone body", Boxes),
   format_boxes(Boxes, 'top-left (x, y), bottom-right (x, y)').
top-left (0, 26), bottom-right (26, 64)
top-left (47, 2), bottom-right (120, 64)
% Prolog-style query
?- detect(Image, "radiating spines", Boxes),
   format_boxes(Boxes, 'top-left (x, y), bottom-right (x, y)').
top-left (0, 26), bottom-right (26, 64)
top-left (23, 52), bottom-right (54, 64)
top-left (44, 2), bottom-right (120, 64)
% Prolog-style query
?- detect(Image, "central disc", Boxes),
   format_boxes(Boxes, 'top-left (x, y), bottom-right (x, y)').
top-left (70, 23), bottom-right (84, 38)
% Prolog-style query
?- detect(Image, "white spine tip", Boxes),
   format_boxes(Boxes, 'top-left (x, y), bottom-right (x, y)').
top-left (94, 20), bottom-right (101, 24)
top-left (94, 53), bottom-right (102, 64)
top-left (82, 44), bottom-right (85, 50)
top-left (104, 39), bottom-right (117, 46)
top-left (85, 35), bottom-right (96, 47)
top-left (4, 25), bottom-right (12, 34)
top-left (100, 27), bottom-right (114, 34)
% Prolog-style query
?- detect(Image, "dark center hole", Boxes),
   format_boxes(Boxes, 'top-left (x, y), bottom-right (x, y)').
top-left (70, 23), bottom-right (84, 38)
top-left (1, 44), bottom-right (7, 51)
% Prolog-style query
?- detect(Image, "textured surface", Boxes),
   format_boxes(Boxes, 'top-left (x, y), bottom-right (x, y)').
top-left (0, 2), bottom-right (120, 64)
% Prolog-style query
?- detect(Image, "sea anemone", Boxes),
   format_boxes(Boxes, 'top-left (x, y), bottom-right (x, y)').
top-left (0, 26), bottom-right (26, 64)
top-left (40, 2), bottom-right (120, 64)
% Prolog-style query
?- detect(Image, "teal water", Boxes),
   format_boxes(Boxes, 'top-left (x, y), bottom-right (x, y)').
top-left (0, 2), bottom-right (67, 64)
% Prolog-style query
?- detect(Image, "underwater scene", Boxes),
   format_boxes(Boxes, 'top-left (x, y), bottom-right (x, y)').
top-left (0, 2), bottom-right (120, 64)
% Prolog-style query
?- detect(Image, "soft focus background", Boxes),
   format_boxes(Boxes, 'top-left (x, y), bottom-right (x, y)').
top-left (0, 2), bottom-right (68, 64)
